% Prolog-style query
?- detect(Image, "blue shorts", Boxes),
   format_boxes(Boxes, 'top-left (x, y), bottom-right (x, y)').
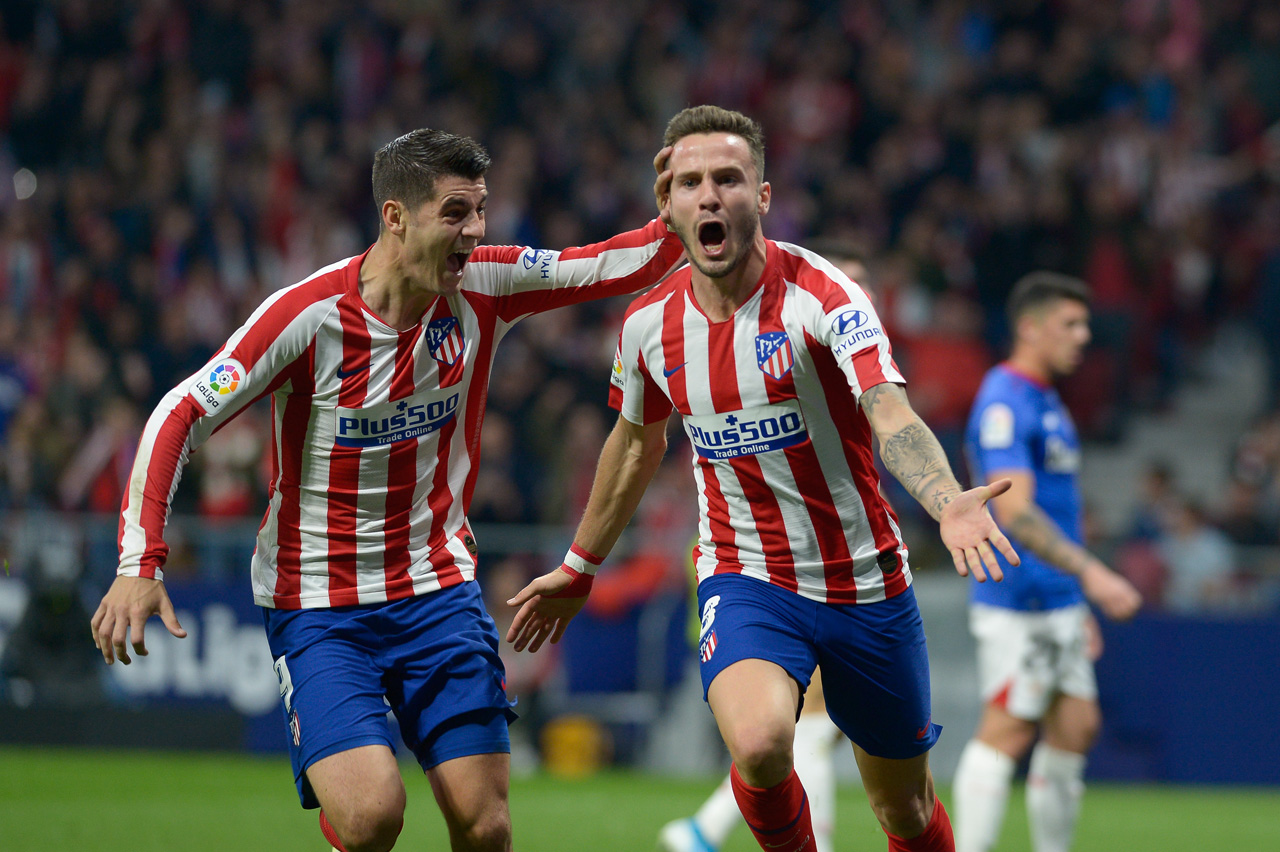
top-left (696, 573), bottom-right (940, 759)
top-left (263, 580), bottom-right (517, 808)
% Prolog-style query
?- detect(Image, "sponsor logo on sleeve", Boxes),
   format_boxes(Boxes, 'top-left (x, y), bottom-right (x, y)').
top-left (521, 248), bottom-right (553, 279)
top-left (683, 400), bottom-right (808, 460)
top-left (979, 403), bottom-right (1015, 449)
top-left (830, 307), bottom-right (883, 357)
top-left (755, 332), bottom-right (794, 380)
top-left (190, 358), bottom-right (247, 414)
top-left (335, 389), bottom-right (461, 448)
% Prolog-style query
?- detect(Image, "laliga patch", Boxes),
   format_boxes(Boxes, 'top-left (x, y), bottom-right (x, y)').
top-left (756, 332), bottom-right (794, 380)
top-left (610, 344), bottom-right (625, 391)
top-left (699, 594), bottom-right (721, 638)
top-left (428, 317), bottom-right (465, 366)
top-left (190, 358), bottom-right (247, 415)
top-left (979, 403), bottom-right (1015, 449)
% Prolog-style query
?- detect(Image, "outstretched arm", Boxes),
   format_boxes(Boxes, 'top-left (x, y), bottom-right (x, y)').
top-left (506, 414), bottom-right (669, 652)
top-left (859, 382), bottom-right (1020, 581)
top-left (987, 470), bottom-right (1141, 620)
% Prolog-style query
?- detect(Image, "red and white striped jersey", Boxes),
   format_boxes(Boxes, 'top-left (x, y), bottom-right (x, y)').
top-left (119, 220), bottom-right (684, 609)
top-left (609, 240), bottom-right (911, 604)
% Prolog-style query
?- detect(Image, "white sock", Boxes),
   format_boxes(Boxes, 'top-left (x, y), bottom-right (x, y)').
top-left (1026, 743), bottom-right (1086, 852)
top-left (692, 775), bottom-right (742, 847)
top-left (792, 714), bottom-right (840, 852)
top-left (953, 739), bottom-right (1016, 852)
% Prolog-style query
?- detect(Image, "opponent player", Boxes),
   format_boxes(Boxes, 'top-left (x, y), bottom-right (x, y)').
top-left (657, 244), bottom-right (873, 852)
top-left (507, 106), bottom-right (1019, 852)
top-left (953, 272), bottom-right (1142, 852)
top-left (89, 128), bottom-right (685, 852)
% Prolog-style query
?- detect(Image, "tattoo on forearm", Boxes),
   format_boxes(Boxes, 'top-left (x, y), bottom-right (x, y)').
top-left (1006, 506), bottom-right (1091, 575)
top-left (878, 421), bottom-right (961, 520)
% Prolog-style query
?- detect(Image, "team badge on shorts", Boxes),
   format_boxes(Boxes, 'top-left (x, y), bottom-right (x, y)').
top-left (428, 317), bottom-right (465, 366)
top-left (755, 332), bottom-right (794, 380)
top-left (699, 630), bottom-right (718, 662)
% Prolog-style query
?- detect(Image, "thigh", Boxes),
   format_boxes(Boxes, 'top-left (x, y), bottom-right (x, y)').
top-left (265, 608), bottom-right (400, 808)
top-left (380, 583), bottom-right (518, 771)
top-left (816, 587), bottom-right (938, 759)
top-left (695, 574), bottom-right (817, 704)
top-left (1041, 693), bottom-right (1101, 753)
top-left (427, 752), bottom-right (512, 842)
top-left (707, 657), bottom-right (802, 752)
top-left (307, 743), bottom-right (405, 823)
top-left (970, 604), bottom-right (1056, 721)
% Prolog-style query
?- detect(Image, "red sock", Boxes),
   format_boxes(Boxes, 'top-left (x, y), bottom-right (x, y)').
top-left (729, 763), bottom-right (815, 852)
top-left (884, 796), bottom-right (954, 852)
top-left (319, 810), bottom-right (349, 852)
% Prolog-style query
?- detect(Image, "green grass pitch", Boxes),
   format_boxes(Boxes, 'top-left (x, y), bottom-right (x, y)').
top-left (1, 746), bottom-right (1276, 850)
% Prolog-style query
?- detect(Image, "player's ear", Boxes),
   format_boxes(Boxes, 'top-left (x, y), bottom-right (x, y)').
top-left (382, 200), bottom-right (407, 235)
top-left (758, 181), bottom-right (771, 215)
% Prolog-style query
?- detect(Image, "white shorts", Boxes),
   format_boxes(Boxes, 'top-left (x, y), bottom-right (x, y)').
top-left (969, 602), bottom-right (1097, 721)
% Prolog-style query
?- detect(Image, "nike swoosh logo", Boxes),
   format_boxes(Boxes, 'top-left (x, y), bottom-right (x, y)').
top-left (336, 364), bottom-right (369, 380)
top-left (916, 721), bottom-right (932, 740)
top-left (662, 363), bottom-right (686, 378)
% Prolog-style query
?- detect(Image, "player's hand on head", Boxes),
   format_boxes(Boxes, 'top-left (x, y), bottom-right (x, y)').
top-left (1081, 561), bottom-right (1142, 621)
top-left (940, 478), bottom-right (1020, 583)
top-left (90, 575), bottom-right (187, 665)
top-left (653, 146), bottom-right (674, 224)
top-left (504, 567), bottom-right (590, 654)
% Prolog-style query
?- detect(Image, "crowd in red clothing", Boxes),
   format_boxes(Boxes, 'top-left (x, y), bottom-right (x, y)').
top-left (0, 1), bottom-right (1278, 571)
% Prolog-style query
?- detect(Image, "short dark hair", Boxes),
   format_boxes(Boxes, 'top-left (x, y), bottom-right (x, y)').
top-left (663, 105), bottom-right (766, 180)
top-left (372, 129), bottom-right (491, 214)
top-left (1007, 271), bottom-right (1091, 327)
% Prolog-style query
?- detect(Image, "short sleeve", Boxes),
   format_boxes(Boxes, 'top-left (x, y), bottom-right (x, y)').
top-left (813, 293), bottom-right (904, 398)
top-left (608, 324), bottom-right (673, 425)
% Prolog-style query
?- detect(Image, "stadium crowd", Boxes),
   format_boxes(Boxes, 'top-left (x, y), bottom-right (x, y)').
top-left (0, 0), bottom-right (1278, 612)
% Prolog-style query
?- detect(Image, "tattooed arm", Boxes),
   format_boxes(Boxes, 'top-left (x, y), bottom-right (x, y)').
top-left (859, 383), bottom-right (964, 520)
top-left (987, 470), bottom-right (1142, 619)
top-left (859, 382), bottom-right (1019, 581)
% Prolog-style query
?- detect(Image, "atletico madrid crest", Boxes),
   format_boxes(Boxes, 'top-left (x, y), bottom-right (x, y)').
top-left (756, 332), bottom-right (794, 380)
top-left (428, 317), bottom-right (465, 366)
top-left (699, 629), bottom-right (718, 663)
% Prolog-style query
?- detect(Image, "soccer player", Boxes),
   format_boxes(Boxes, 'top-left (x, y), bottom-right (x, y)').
top-left (89, 128), bottom-right (685, 852)
top-left (657, 246), bottom-right (871, 852)
top-left (953, 272), bottom-right (1143, 852)
top-left (506, 106), bottom-right (1019, 852)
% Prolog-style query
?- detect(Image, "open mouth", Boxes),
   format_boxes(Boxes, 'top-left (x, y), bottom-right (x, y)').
top-left (697, 220), bottom-right (727, 257)
top-left (445, 251), bottom-right (470, 276)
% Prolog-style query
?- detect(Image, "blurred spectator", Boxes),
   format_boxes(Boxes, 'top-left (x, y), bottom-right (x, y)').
top-left (1157, 497), bottom-right (1240, 614)
top-left (1, 0), bottom-right (1279, 577)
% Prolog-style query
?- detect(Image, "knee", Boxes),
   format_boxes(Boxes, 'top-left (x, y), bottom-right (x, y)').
top-left (454, 806), bottom-right (512, 852)
top-left (333, 797), bottom-right (406, 852)
top-left (726, 722), bottom-right (794, 786)
top-left (868, 790), bottom-right (932, 839)
top-left (1046, 704), bottom-right (1101, 753)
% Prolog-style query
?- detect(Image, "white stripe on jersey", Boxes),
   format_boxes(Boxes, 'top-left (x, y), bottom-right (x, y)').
top-left (120, 221), bottom-right (684, 609)
top-left (611, 239), bottom-right (912, 604)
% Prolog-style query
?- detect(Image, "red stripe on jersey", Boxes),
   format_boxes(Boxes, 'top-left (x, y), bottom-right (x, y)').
top-left (129, 398), bottom-right (204, 578)
top-left (272, 345), bottom-right (318, 608)
top-left (326, 298), bottom-right (373, 606)
top-left (784, 248), bottom-right (861, 314)
top-left (708, 315), bottom-right (798, 591)
top-left (636, 350), bottom-right (674, 424)
top-left (381, 325), bottom-right (425, 599)
top-left (807, 332), bottom-right (907, 597)
top-left (850, 346), bottom-right (890, 395)
top-left (491, 220), bottom-right (683, 320)
top-left (663, 287), bottom-right (737, 571)
top-left (758, 279), bottom-right (856, 595)
top-left (228, 275), bottom-right (345, 370)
